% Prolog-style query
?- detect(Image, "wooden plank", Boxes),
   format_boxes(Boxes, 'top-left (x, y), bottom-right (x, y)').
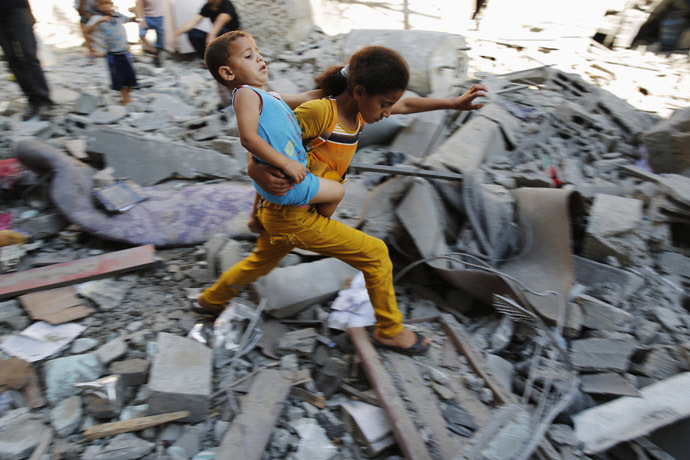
top-left (0, 245), bottom-right (156, 299)
top-left (84, 410), bottom-right (189, 440)
top-left (439, 314), bottom-right (517, 405)
top-left (388, 353), bottom-right (463, 460)
top-left (348, 163), bottom-right (464, 181)
top-left (19, 286), bottom-right (94, 324)
top-left (349, 327), bottom-right (433, 460)
top-left (216, 368), bottom-right (295, 460)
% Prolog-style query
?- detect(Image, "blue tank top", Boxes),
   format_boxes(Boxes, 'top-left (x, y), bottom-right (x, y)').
top-left (232, 85), bottom-right (319, 205)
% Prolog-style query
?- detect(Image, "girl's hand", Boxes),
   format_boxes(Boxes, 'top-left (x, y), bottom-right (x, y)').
top-left (452, 83), bottom-right (489, 111)
top-left (281, 159), bottom-right (307, 184)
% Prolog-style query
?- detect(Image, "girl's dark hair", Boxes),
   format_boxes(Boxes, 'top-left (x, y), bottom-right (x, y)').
top-left (205, 30), bottom-right (252, 87)
top-left (315, 46), bottom-right (409, 97)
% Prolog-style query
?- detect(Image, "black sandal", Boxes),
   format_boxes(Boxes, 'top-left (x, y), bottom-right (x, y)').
top-left (373, 332), bottom-right (429, 356)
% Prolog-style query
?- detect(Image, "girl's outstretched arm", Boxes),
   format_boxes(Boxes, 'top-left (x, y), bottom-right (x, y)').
top-left (391, 83), bottom-right (488, 115)
top-left (280, 89), bottom-right (325, 110)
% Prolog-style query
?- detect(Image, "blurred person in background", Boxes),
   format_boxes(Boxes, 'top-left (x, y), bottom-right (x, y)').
top-left (173, 0), bottom-right (240, 63)
top-left (134, 0), bottom-right (165, 67)
top-left (0, 0), bottom-right (53, 121)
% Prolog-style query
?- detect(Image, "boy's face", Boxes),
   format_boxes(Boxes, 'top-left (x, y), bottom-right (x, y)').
top-left (219, 36), bottom-right (268, 88)
top-left (354, 87), bottom-right (404, 124)
top-left (96, 0), bottom-right (114, 15)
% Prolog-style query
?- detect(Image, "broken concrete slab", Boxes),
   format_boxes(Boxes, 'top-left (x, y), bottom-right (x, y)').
top-left (570, 338), bottom-right (635, 372)
top-left (341, 29), bottom-right (468, 97)
top-left (86, 128), bottom-right (239, 186)
top-left (255, 258), bottom-right (358, 318)
top-left (574, 294), bottom-right (633, 331)
top-left (579, 372), bottom-right (640, 397)
top-left (424, 112), bottom-right (507, 173)
top-left (583, 193), bottom-right (643, 264)
top-left (148, 332), bottom-right (212, 423)
top-left (573, 372), bottom-right (690, 454)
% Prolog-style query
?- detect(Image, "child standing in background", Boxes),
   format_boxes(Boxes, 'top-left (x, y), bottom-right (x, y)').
top-left (86, 0), bottom-right (138, 105)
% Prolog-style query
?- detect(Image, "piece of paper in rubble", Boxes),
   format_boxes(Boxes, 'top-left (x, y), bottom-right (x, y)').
top-left (0, 321), bottom-right (86, 362)
top-left (327, 271), bottom-right (376, 330)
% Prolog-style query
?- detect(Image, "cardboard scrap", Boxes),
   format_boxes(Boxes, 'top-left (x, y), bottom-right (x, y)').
top-left (19, 286), bottom-right (94, 324)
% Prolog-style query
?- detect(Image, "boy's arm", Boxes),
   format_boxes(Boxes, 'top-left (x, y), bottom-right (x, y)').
top-left (391, 83), bottom-right (488, 115)
top-left (234, 88), bottom-right (306, 182)
top-left (280, 89), bottom-right (325, 110)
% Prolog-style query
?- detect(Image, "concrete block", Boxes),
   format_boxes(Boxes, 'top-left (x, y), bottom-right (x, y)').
top-left (583, 193), bottom-right (645, 263)
top-left (585, 193), bottom-right (643, 237)
top-left (570, 338), bottom-right (635, 372)
top-left (575, 294), bottom-right (633, 331)
top-left (256, 258), bottom-right (358, 318)
top-left (109, 358), bottom-right (150, 387)
top-left (94, 337), bottom-right (128, 365)
top-left (643, 107), bottom-right (690, 174)
top-left (44, 353), bottom-right (104, 404)
top-left (147, 332), bottom-right (212, 423)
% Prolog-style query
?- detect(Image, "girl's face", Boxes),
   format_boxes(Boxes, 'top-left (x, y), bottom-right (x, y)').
top-left (354, 87), bottom-right (405, 124)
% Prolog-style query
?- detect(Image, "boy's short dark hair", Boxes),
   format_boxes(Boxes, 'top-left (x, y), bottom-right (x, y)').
top-left (205, 30), bottom-right (252, 88)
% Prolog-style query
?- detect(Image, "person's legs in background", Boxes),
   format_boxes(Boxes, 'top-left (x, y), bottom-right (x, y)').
top-left (0, 7), bottom-right (53, 120)
top-left (187, 28), bottom-right (207, 61)
top-left (147, 16), bottom-right (164, 67)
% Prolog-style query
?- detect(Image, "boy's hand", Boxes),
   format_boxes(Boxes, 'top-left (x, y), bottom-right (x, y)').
top-left (451, 84), bottom-right (489, 111)
top-left (281, 159), bottom-right (307, 184)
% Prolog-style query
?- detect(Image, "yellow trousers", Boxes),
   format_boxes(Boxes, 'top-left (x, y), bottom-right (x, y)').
top-left (200, 203), bottom-right (404, 338)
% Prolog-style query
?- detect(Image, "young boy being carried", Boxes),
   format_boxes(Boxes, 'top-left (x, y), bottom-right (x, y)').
top-left (86, 0), bottom-right (138, 105)
top-left (205, 30), bottom-right (345, 228)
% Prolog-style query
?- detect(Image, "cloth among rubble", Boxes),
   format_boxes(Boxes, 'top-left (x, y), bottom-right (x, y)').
top-left (327, 271), bottom-right (376, 331)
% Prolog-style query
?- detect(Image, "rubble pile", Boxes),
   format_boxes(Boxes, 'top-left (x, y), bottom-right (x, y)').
top-left (1, 14), bottom-right (690, 460)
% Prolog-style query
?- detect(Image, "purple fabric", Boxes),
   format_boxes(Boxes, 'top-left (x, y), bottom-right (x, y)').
top-left (15, 139), bottom-right (254, 247)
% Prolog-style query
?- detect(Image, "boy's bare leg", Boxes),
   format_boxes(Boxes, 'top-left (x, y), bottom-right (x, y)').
top-left (309, 178), bottom-right (344, 218)
top-left (121, 87), bottom-right (131, 106)
top-left (248, 192), bottom-right (264, 233)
